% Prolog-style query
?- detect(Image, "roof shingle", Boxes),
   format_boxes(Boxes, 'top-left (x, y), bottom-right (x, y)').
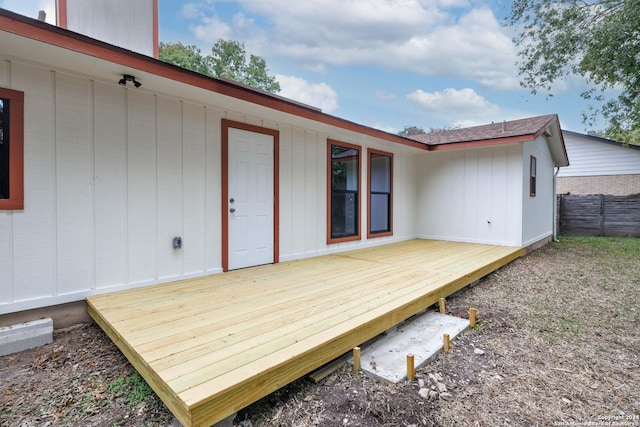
top-left (410, 114), bottom-right (558, 146)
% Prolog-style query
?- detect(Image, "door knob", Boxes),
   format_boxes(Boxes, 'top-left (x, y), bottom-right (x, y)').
top-left (229, 198), bottom-right (235, 203)
top-left (229, 207), bottom-right (236, 213)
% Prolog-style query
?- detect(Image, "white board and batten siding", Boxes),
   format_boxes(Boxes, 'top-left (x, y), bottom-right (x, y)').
top-left (0, 60), bottom-right (222, 314)
top-left (64, 0), bottom-right (156, 57)
top-left (226, 113), bottom-right (420, 263)
top-left (278, 126), bottom-right (327, 260)
top-left (1, 61), bottom-right (57, 310)
top-left (0, 57), bottom-right (420, 314)
top-left (416, 144), bottom-right (524, 247)
top-left (558, 132), bottom-right (640, 177)
top-left (415, 137), bottom-right (556, 248)
top-left (521, 136), bottom-right (556, 246)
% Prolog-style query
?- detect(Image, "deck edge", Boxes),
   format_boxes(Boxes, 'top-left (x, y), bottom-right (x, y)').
top-left (188, 246), bottom-right (523, 426)
top-left (86, 299), bottom-right (193, 427)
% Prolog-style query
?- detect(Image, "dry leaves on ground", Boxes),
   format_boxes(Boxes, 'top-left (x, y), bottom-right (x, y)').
top-left (1, 236), bottom-right (638, 427)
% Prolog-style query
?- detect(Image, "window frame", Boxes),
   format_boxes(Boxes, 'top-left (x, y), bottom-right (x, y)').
top-left (327, 139), bottom-right (361, 244)
top-left (367, 148), bottom-right (393, 238)
top-left (529, 155), bottom-right (537, 197)
top-left (0, 87), bottom-right (24, 210)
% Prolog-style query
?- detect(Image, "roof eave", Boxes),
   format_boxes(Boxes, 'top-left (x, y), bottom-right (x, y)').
top-left (542, 115), bottom-right (570, 167)
top-left (426, 134), bottom-right (537, 151)
top-left (0, 8), bottom-right (427, 151)
top-left (420, 114), bottom-right (570, 168)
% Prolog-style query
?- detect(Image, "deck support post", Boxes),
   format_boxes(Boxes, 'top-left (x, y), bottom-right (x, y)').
top-left (469, 307), bottom-right (477, 328)
top-left (353, 347), bottom-right (361, 374)
top-left (443, 333), bottom-right (451, 352)
top-left (406, 354), bottom-right (415, 381)
top-left (439, 297), bottom-right (446, 314)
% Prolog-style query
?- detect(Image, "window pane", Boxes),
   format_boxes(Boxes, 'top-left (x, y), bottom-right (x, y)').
top-left (332, 146), bottom-right (358, 191)
top-left (370, 154), bottom-right (390, 193)
top-left (370, 193), bottom-right (389, 233)
top-left (331, 191), bottom-right (358, 238)
top-left (530, 156), bottom-right (537, 196)
top-left (0, 98), bottom-right (9, 199)
top-left (330, 144), bottom-right (359, 239)
top-left (531, 157), bottom-right (537, 178)
top-left (369, 151), bottom-right (392, 236)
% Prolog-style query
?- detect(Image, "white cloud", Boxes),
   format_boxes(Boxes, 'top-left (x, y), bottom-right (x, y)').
top-left (436, 0), bottom-right (471, 8)
top-left (394, 9), bottom-right (519, 90)
top-left (276, 74), bottom-right (339, 113)
top-left (408, 88), bottom-right (498, 113)
top-left (406, 87), bottom-right (548, 128)
top-left (190, 14), bottom-right (233, 44)
top-left (184, 0), bottom-right (519, 90)
top-left (182, 2), bottom-right (204, 20)
top-left (407, 87), bottom-right (500, 125)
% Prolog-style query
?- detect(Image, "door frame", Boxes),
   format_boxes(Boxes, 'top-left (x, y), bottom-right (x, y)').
top-left (221, 119), bottom-right (279, 272)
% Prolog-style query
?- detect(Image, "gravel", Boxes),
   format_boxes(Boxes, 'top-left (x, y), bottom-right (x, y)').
top-left (1, 236), bottom-right (638, 427)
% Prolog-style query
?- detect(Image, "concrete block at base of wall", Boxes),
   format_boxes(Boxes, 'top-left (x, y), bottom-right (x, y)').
top-left (0, 318), bottom-right (53, 357)
top-left (0, 301), bottom-right (91, 329)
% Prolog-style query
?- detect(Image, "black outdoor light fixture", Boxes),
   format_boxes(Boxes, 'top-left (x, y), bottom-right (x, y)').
top-left (118, 74), bottom-right (141, 88)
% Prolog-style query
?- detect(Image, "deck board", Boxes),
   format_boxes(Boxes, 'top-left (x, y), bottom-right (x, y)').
top-left (87, 239), bottom-right (523, 427)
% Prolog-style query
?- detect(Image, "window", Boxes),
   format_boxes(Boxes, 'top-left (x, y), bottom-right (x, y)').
top-left (530, 155), bottom-right (537, 197)
top-left (368, 149), bottom-right (393, 238)
top-left (327, 140), bottom-right (361, 243)
top-left (0, 88), bottom-right (24, 210)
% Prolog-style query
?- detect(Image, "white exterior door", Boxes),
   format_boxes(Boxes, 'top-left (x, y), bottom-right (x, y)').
top-left (227, 127), bottom-right (275, 270)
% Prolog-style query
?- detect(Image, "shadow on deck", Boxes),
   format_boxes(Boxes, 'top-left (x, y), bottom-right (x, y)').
top-left (87, 239), bottom-right (523, 427)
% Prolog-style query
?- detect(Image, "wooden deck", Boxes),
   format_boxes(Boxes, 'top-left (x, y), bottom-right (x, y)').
top-left (87, 239), bottom-right (523, 427)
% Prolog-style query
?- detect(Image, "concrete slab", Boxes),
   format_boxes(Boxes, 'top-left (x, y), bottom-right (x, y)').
top-left (357, 311), bottom-right (469, 383)
top-left (0, 318), bottom-right (53, 356)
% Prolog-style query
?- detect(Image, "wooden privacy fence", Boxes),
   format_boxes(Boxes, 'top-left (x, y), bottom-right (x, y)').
top-left (559, 193), bottom-right (640, 237)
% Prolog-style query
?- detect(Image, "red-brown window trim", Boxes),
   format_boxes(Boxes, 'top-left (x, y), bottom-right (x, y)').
top-left (367, 148), bottom-right (393, 239)
top-left (327, 139), bottom-right (361, 244)
top-left (0, 87), bottom-right (24, 210)
top-left (529, 155), bottom-right (537, 197)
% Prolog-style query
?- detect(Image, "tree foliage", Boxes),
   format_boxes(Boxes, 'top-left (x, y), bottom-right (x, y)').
top-left (509, 0), bottom-right (640, 142)
top-left (159, 40), bottom-right (280, 93)
top-left (158, 42), bottom-right (211, 77)
top-left (397, 125), bottom-right (426, 137)
top-left (398, 124), bottom-right (459, 137)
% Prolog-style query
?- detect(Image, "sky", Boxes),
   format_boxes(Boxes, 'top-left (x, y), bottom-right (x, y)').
top-left (1, 0), bottom-right (608, 134)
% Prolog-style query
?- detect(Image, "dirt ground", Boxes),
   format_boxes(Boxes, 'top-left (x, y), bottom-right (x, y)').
top-left (1, 236), bottom-right (639, 427)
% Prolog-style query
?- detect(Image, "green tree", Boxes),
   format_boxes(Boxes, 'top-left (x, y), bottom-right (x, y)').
top-left (208, 40), bottom-right (281, 93)
top-left (398, 124), bottom-right (459, 137)
top-left (509, 0), bottom-right (640, 143)
top-left (159, 42), bottom-right (212, 77)
top-left (398, 125), bottom-right (426, 137)
top-left (159, 40), bottom-right (280, 93)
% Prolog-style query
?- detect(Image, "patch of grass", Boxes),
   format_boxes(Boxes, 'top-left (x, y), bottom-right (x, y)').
top-left (108, 370), bottom-right (156, 407)
top-left (528, 297), bottom-right (585, 343)
top-left (519, 236), bottom-right (639, 344)
top-left (558, 235), bottom-right (640, 256)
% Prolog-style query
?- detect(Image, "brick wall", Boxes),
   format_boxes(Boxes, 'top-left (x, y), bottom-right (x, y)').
top-left (557, 174), bottom-right (640, 196)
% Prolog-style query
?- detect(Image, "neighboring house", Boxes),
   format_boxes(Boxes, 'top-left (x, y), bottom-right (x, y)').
top-left (558, 130), bottom-right (640, 195)
top-left (0, 5), bottom-right (568, 318)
